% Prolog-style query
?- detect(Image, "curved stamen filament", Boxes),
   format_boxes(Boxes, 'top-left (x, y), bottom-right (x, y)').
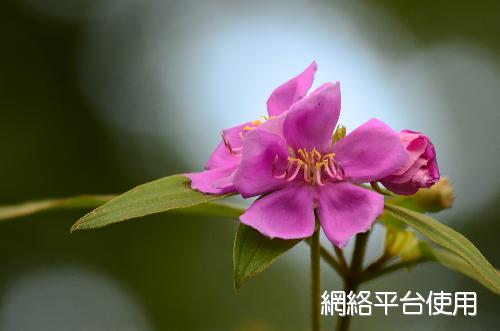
top-left (329, 158), bottom-right (344, 180)
top-left (325, 159), bottom-right (337, 178)
top-left (303, 164), bottom-right (310, 182)
top-left (224, 116), bottom-right (276, 156)
top-left (272, 155), bottom-right (287, 179)
top-left (231, 147), bottom-right (242, 153)
top-left (222, 133), bottom-right (240, 155)
top-left (315, 164), bottom-right (325, 186)
top-left (286, 160), bottom-right (302, 181)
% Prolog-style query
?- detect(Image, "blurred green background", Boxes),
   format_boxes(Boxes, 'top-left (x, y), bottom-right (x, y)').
top-left (0, 0), bottom-right (499, 330)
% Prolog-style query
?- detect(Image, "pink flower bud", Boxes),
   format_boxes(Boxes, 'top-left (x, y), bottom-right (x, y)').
top-left (381, 130), bottom-right (440, 195)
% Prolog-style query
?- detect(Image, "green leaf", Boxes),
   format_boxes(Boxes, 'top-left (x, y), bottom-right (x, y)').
top-left (172, 200), bottom-right (245, 219)
top-left (378, 193), bottom-right (435, 230)
top-left (385, 195), bottom-right (424, 212)
top-left (233, 223), bottom-right (301, 290)
top-left (384, 203), bottom-right (500, 294)
top-left (421, 243), bottom-right (500, 293)
top-left (71, 175), bottom-right (233, 231)
top-left (0, 195), bottom-right (115, 222)
top-left (378, 209), bottom-right (407, 230)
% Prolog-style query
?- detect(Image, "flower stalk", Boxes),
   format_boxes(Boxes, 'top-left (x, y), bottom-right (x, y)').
top-left (361, 256), bottom-right (431, 283)
top-left (334, 246), bottom-right (349, 273)
top-left (310, 226), bottom-right (321, 331)
top-left (335, 231), bottom-right (370, 331)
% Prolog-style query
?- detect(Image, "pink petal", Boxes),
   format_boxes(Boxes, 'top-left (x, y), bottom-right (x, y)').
top-left (206, 115), bottom-right (288, 170)
top-left (316, 182), bottom-right (384, 247)
top-left (390, 131), bottom-right (428, 176)
top-left (205, 122), bottom-right (249, 169)
top-left (256, 111), bottom-right (286, 137)
top-left (205, 141), bottom-right (239, 170)
top-left (381, 180), bottom-right (420, 195)
top-left (426, 149), bottom-right (440, 182)
top-left (267, 61), bottom-right (318, 117)
top-left (385, 157), bottom-right (428, 184)
top-left (240, 183), bottom-right (316, 239)
top-left (381, 158), bottom-right (439, 195)
top-left (283, 82), bottom-right (341, 153)
top-left (186, 167), bottom-right (236, 194)
top-left (333, 118), bottom-right (408, 183)
top-left (233, 129), bottom-right (289, 198)
top-left (380, 129), bottom-right (440, 195)
top-left (222, 122), bottom-right (248, 149)
top-left (420, 133), bottom-right (440, 183)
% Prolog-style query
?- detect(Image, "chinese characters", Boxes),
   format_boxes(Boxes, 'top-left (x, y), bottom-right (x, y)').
top-left (321, 291), bottom-right (476, 316)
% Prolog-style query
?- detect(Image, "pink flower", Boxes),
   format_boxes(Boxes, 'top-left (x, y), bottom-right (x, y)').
top-left (233, 82), bottom-right (409, 247)
top-left (380, 130), bottom-right (440, 195)
top-left (186, 62), bottom-right (318, 194)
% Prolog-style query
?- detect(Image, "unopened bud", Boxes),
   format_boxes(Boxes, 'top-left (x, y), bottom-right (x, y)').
top-left (413, 177), bottom-right (454, 212)
top-left (333, 125), bottom-right (346, 143)
top-left (384, 228), bottom-right (420, 261)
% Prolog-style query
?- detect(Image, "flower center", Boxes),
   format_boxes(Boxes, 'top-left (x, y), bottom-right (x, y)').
top-left (273, 147), bottom-right (344, 186)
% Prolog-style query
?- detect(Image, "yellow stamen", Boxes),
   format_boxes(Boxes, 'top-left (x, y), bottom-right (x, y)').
top-left (298, 149), bottom-right (308, 161)
top-left (240, 115), bottom-right (274, 134)
top-left (282, 148), bottom-right (342, 186)
top-left (243, 125), bottom-right (255, 131)
top-left (322, 153), bottom-right (336, 160)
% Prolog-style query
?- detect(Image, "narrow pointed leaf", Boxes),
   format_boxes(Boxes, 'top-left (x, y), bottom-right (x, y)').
top-left (385, 203), bottom-right (500, 293)
top-left (173, 201), bottom-right (245, 219)
top-left (233, 223), bottom-right (301, 290)
top-left (422, 243), bottom-right (500, 293)
top-left (0, 195), bottom-right (115, 222)
top-left (71, 175), bottom-right (233, 231)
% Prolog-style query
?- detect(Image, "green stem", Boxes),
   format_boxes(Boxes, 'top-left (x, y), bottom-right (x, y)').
top-left (362, 257), bottom-right (430, 283)
top-left (350, 231), bottom-right (370, 274)
top-left (335, 231), bottom-right (370, 331)
top-left (320, 244), bottom-right (345, 278)
top-left (364, 252), bottom-right (392, 274)
top-left (334, 246), bottom-right (349, 273)
top-left (310, 228), bottom-right (321, 331)
top-left (305, 240), bottom-right (345, 279)
top-left (335, 280), bottom-right (358, 331)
